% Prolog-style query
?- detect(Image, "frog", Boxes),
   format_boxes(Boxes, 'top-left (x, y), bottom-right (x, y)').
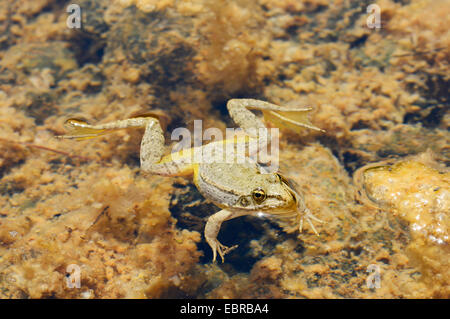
top-left (58, 99), bottom-right (324, 262)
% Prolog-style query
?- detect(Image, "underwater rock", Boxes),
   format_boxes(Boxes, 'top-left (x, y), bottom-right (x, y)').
top-left (356, 153), bottom-right (449, 297)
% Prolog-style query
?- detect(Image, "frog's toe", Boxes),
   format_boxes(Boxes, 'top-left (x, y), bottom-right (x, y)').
top-left (299, 209), bottom-right (324, 236)
top-left (262, 109), bottom-right (324, 134)
top-left (57, 119), bottom-right (107, 140)
top-left (217, 242), bottom-right (238, 263)
top-left (209, 239), bottom-right (238, 263)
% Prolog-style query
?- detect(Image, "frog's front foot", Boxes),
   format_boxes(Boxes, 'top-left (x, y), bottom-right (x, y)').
top-left (207, 238), bottom-right (238, 263)
top-left (204, 209), bottom-right (240, 262)
top-left (299, 208), bottom-right (324, 236)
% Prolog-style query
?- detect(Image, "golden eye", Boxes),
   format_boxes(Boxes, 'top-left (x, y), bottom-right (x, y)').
top-left (251, 188), bottom-right (266, 204)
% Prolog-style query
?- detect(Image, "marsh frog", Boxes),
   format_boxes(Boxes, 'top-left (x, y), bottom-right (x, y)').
top-left (59, 99), bottom-right (323, 262)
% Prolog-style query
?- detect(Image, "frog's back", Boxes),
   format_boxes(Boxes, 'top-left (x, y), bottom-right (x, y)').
top-left (195, 162), bottom-right (262, 208)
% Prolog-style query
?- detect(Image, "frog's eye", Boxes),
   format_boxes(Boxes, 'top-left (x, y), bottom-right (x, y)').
top-left (251, 188), bottom-right (267, 204)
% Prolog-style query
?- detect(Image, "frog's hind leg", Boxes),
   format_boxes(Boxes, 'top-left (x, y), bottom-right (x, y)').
top-left (58, 116), bottom-right (190, 176)
top-left (58, 117), bottom-right (160, 140)
top-left (227, 98), bottom-right (324, 134)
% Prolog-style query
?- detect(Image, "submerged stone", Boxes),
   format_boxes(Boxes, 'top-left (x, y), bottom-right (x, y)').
top-left (357, 155), bottom-right (449, 297)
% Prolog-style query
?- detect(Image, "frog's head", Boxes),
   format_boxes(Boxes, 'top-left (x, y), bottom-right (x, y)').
top-left (234, 173), bottom-right (303, 215)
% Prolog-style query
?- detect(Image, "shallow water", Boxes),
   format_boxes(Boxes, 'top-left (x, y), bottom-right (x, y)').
top-left (0, 0), bottom-right (448, 298)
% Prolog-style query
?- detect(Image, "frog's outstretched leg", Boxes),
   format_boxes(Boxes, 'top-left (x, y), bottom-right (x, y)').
top-left (227, 98), bottom-right (324, 134)
top-left (57, 117), bottom-right (194, 176)
top-left (205, 209), bottom-right (248, 263)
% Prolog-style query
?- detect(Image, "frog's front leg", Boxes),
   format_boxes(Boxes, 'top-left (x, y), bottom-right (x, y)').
top-left (205, 209), bottom-right (248, 263)
top-left (227, 98), bottom-right (324, 134)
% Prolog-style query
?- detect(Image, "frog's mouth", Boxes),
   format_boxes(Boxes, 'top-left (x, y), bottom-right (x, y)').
top-left (279, 175), bottom-right (305, 209)
top-left (256, 174), bottom-right (322, 234)
top-left (262, 175), bottom-right (304, 218)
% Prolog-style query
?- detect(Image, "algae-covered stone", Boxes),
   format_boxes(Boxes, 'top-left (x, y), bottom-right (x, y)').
top-left (357, 154), bottom-right (449, 297)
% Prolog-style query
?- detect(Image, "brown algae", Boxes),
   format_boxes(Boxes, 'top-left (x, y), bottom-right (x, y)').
top-left (0, 0), bottom-right (449, 298)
